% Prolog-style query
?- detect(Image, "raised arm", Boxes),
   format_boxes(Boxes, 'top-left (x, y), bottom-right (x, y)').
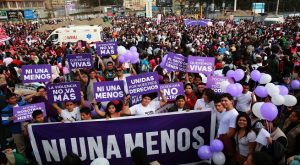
top-left (52, 103), bottom-right (62, 114)
top-left (79, 91), bottom-right (85, 109)
top-left (77, 69), bottom-right (88, 84)
top-left (93, 99), bottom-right (105, 117)
top-left (159, 90), bottom-right (167, 106)
top-left (120, 95), bottom-right (132, 116)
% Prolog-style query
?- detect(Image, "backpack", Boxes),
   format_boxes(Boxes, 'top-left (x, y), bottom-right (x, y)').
top-left (139, 60), bottom-right (149, 72)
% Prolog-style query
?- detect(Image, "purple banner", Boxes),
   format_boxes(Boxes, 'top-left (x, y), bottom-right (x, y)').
top-left (93, 81), bottom-right (125, 102)
top-left (46, 82), bottom-right (81, 103)
top-left (96, 42), bottom-right (118, 56)
top-left (184, 19), bottom-right (210, 26)
top-left (187, 56), bottom-right (215, 75)
top-left (163, 53), bottom-right (187, 72)
top-left (206, 76), bottom-right (234, 93)
top-left (126, 72), bottom-right (160, 96)
top-left (22, 64), bottom-right (52, 83)
top-left (28, 111), bottom-right (212, 165)
top-left (67, 53), bottom-right (93, 69)
top-left (160, 82), bottom-right (184, 101)
top-left (13, 103), bottom-right (46, 123)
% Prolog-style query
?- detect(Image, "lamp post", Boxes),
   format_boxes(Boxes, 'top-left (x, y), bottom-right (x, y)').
top-left (275, 0), bottom-right (280, 15)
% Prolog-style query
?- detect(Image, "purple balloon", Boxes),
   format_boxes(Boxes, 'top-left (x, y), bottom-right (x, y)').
top-left (233, 69), bottom-right (245, 81)
top-left (198, 145), bottom-right (213, 160)
top-left (210, 139), bottom-right (224, 152)
top-left (291, 80), bottom-right (300, 89)
top-left (279, 85), bottom-right (289, 95)
top-left (254, 86), bottom-right (268, 98)
top-left (130, 46), bottom-right (137, 52)
top-left (260, 102), bottom-right (278, 121)
top-left (226, 70), bottom-right (235, 78)
top-left (250, 70), bottom-right (261, 82)
top-left (118, 55), bottom-right (125, 63)
top-left (226, 84), bottom-right (242, 97)
top-left (235, 83), bottom-right (243, 94)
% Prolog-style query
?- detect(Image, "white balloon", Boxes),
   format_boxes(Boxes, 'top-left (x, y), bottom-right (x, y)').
top-left (220, 81), bottom-right (230, 93)
top-left (266, 83), bottom-right (280, 97)
top-left (117, 46), bottom-right (127, 55)
top-left (259, 73), bottom-right (272, 84)
top-left (271, 95), bottom-right (285, 105)
top-left (212, 152), bottom-right (226, 165)
top-left (252, 102), bottom-right (264, 119)
top-left (284, 95), bottom-right (297, 106)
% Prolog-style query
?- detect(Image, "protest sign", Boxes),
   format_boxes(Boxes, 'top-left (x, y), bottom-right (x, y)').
top-left (93, 81), bottom-right (124, 102)
top-left (46, 82), bottom-right (81, 103)
top-left (130, 95), bottom-right (142, 106)
top-left (126, 72), bottom-right (159, 96)
top-left (13, 103), bottom-right (46, 123)
top-left (28, 111), bottom-right (212, 165)
top-left (22, 65), bottom-right (52, 83)
top-left (187, 56), bottom-right (215, 75)
top-left (206, 76), bottom-right (234, 93)
top-left (67, 53), bottom-right (93, 69)
top-left (163, 53), bottom-right (187, 72)
top-left (96, 42), bottom-right (118, 56)
top-left (160, 82), bottom-right (184, 101)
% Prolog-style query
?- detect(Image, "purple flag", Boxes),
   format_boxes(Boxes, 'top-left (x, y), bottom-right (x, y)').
top-left (22, 64), bottom-right (52, 83)
top-left (13, 103), bottom-right (46, 123)
top-left (93, 81), bottom-right (125, 102)
top-left (28, 111), bottom-right (212, 165)
top-left (96, 42), bottom-right (118, 56)
top-left (187, 56), bottom-right (215, 74)
top-left (46, 82), bottom-right (81, 103)
top-left (163, 53), bottom-right (187, 72)
top-left (206, 76), bottom-right (234, 93)
top-left (67, 53), bottom-right (93, 69)
top-left (160, 82), bottom-right (184, 101)
top-left (126, 72), bottom-right (160, 96)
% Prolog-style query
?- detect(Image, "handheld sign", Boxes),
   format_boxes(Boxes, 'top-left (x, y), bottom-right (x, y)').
top-left (67, 53), bottom-right (93, 69)
top-left (126, 72), bottom-right (160, 96)
top-left (46, 82), bottom-right (81, 103)
top-left (163, 53), bottom-right (187, 72)
top-left (22, 65), bottom-right (52, 83)
top-left (93, 81), bottom-right (125, 102)
top-left (160, 82), bottom-right (184, 101)
top-left (206, 76), bottom-right (234, 93)
top-left (13, 103), bottom-right (46, 123)
top-left (96, 42), bottom-right (118, 56)
top-left (187, 56), bottom-right (215, 75)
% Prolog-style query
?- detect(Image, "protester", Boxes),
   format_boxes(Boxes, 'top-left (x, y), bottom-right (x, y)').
top-left (234, 113), bottom-right (257, 165)
top-left (184, 83), bottom-right (197, 110)
top-left (168, 95), bottom-right (189, 112)
top-left (122, 92), bottom-right (167, 116)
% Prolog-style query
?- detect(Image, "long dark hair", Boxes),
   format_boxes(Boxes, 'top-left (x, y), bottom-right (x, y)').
top-left (235, 113), bottom-right (252, 137)
top-left (105, 101), bottom-right (119, 118)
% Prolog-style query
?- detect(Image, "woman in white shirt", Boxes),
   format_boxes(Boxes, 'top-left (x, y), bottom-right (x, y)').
top-left (234, 113), bottom-right (257, 165)
top-left (194, 88), bottom-right (215, 110)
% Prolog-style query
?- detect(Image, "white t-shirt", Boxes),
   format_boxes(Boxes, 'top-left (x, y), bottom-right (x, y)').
top-left (194, 99), bottom-right (214, 110)
top-left (236, 91), bottom-right (252, 112)
top-left (217, 108), bottom-right (239, 137)
top-left (114, 74), bottom-right (130, 94)
top-left (234, 131), bottom-right (256, 157)
top-left (61, 107), bottom-right (81, 121)
top-left (129, 101), bottom-right (160, 116)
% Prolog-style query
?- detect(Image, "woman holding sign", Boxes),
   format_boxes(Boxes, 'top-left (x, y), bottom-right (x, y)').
top-left (121, 91), bottom-right (167, 116)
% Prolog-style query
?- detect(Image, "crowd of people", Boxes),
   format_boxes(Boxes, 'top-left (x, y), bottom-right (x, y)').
top-left (0, 14), bottom-right (300, 165)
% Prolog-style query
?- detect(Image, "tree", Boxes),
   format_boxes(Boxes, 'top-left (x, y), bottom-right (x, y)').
top-left (78, 0), bottom-right (123, 7)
